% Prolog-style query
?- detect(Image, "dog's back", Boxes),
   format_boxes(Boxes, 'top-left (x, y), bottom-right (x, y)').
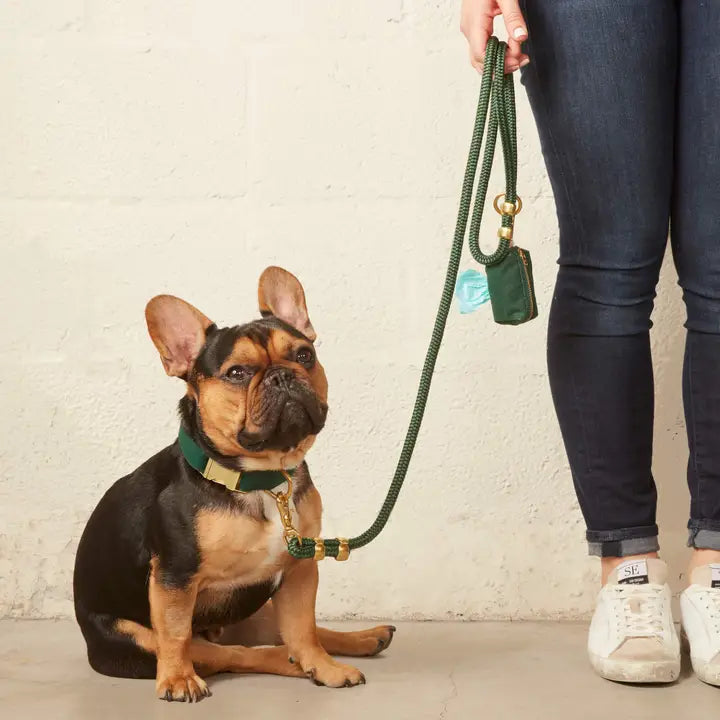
top-left (73, 448), bottom-right (170, 677)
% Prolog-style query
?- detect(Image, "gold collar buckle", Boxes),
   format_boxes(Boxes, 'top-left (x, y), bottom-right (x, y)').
top-left (202, 458), bottom-right (242, 491)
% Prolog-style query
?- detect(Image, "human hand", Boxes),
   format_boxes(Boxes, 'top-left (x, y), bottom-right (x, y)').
top-left (460, 0), bottom-right (529, 73)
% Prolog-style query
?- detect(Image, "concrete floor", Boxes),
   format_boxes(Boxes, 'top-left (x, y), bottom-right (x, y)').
top-left (1, 620), bottom-right (717, 720)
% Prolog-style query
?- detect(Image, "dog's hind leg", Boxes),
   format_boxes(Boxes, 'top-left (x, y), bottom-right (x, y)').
top-left (315, 625), bottom-right (397, 657)
top-left (190, 637), bottom-right (306, 679)
top-left (219, 600), bottom-right (396, 658)
top-left (80, 612), bottom-right (158, 679)
top-left (115, 620), bottom-right (305, 683)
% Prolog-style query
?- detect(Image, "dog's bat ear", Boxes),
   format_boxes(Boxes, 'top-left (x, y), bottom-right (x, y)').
top-left (258, 267), bottom-right (316, 342)
top-left (145, 295), bottom-right (214, 378)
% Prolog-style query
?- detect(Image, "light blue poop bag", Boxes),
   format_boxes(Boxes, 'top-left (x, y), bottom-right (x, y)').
top-left (454, 268), bottom-right (491, 314)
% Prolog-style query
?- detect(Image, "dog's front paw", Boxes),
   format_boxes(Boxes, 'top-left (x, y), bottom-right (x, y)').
top-left (156, 671), bottom-right (211, 702)
top-left (306, 658), bottom-right (366, 688)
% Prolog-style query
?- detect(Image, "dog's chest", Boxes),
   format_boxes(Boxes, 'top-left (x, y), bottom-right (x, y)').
top-left (194, 491), bottom-right (298, 591)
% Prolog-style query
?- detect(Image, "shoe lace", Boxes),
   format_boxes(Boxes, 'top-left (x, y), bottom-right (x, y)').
top-left (610, 585), bottom-right (665, 638)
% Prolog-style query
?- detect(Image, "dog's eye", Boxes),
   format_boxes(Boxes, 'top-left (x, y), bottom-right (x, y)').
top-left (295, 347), bottom-right (315, 368)
top-left (225, 365), bottom-right (254, 383)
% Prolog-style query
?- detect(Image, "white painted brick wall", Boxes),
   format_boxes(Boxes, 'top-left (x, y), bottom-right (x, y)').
top-left (0, 1), bottom-right (688, 620)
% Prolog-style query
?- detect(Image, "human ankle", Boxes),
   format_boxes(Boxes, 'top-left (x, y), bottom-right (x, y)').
top-left (601, 553), bottom-right (660, 586)
top-left (688, 548), bottom-right (720, 578)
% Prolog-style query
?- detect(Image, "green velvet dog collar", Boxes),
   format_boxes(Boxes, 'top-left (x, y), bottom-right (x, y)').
top-left (178, 426), bottom-right (293, 493)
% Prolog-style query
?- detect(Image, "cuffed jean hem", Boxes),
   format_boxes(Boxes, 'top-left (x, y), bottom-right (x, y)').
top-left (586, 525), bottom-right (659, 557)
top-left (687, 520), bottom-right (720, 551)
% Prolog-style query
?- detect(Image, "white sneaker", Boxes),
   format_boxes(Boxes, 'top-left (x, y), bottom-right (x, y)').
top-left (681, 563), bottom-right (720, 686)
top-left (588, 558), bottom-right (680, 683)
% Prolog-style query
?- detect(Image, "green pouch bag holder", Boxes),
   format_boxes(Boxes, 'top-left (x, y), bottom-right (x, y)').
top-left (486, 246), bottom-right (538, 325)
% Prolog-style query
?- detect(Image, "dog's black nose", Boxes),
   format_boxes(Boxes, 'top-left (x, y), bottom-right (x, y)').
top-left (264, 366), bottom-right (294, 389)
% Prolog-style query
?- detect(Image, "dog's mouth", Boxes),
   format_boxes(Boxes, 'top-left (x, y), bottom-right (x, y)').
top-left (237, 381), bottom-right (327, 453)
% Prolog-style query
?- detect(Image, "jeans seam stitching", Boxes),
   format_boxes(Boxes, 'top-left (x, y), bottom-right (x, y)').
top-left (569, 364), bottom-right (598, 516)
top-left (687, 335), bottom-right (703, 518)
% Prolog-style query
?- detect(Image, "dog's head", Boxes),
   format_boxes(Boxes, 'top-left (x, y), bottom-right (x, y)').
top-left (145, 267), bottom-right (328, 468)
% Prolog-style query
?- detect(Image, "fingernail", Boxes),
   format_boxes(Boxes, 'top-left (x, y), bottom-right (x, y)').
top-left (514, 27), bottom-right (527, 39)
top-left (520, 58), bottom-right (530, 68)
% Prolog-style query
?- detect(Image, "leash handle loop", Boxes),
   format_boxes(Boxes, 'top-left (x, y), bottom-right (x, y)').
top-left (467, 38), bottom-right (518, 266)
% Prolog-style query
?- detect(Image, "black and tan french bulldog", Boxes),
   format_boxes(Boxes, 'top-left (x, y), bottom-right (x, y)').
top-left (73, 267), bottom-right (395, 702)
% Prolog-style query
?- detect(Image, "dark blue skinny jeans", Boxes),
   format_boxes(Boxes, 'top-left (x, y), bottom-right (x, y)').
top-left (519, 0), bottom-right (720, 556)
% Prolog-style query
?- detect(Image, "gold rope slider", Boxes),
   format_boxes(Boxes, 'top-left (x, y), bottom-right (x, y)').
top-left (335, 538), bottom-right (350, 561)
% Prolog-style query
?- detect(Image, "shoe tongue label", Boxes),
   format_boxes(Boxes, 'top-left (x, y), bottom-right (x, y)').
top-left (711, 564), bottom-right (720, 589)
top-left (617, 559), bottom-right (649, 585)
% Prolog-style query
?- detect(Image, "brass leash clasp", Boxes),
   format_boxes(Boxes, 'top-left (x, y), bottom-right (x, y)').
top-left (265, 471), bottom-right (301, 545)
top-left (267, 471), bottom-right (350, 562)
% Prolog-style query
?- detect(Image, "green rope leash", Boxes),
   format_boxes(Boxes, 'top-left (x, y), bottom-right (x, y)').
top-left (288, 37), bottom-right (518, 560)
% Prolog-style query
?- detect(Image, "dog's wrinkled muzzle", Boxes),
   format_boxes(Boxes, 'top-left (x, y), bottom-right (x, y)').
top-left (238, 367), bottom-right (327, 452)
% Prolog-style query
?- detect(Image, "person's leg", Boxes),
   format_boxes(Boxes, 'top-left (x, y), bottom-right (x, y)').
top-left (519, 0), bottom-right (680, 683)
top-left (519, 0), bottom-right (676, 564)
top-left (674, 0), bottom-right (720, 687)
top-left (672, 0), bottom-right (720, 572)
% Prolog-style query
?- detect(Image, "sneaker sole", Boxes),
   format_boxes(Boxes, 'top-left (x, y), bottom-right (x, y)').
top-left (589, 652), bottom-right (680, 684)
top-left (690, 657), bottom-right (720, 687)
top-left (680, 628), bottom-right (720, 686)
